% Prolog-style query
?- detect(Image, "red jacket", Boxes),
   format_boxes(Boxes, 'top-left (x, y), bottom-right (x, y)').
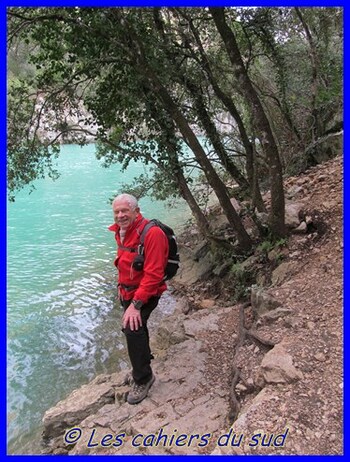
top-left (108, 214), bottom-right (168, 303)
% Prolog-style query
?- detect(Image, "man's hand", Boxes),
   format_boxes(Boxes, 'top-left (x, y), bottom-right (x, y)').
top-left (123, 303), bottom-right (142, 331)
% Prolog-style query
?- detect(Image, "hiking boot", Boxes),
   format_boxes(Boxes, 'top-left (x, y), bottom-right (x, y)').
top-left (127, 374), bottom-right (155, 405)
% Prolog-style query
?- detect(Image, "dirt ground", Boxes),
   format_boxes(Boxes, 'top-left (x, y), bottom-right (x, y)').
top-left (196, 155), bottom-right (343, 455)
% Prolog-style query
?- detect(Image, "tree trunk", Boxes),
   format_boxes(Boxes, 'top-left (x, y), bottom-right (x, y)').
top-left (295, 7), bottom-right (322, 161)
top-left (184, 12), bottom-right (266, 212)
top-left (143, 87), bottom-right (212, 239)
top-left (153, 9), bottom-right (249, 192)
top-left (183, 78), bottom-right (250, 191)
top-left (149, 75), bottom-right (252, 250)
top-left (175, 167), bottom-right (212, 238)
top-left (210, 7), bottom-right (285, 238)
top-left (246, 141), bottom-right (266, 213)
top-left (118, 11), bottom-right (252, 250)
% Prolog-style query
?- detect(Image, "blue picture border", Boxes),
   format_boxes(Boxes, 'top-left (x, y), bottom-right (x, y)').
top-left (2, 0), bottom-right (346, 460)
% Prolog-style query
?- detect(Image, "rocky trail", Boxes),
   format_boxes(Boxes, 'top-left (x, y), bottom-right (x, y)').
top-left (41, 155), bottom-right (343, 455)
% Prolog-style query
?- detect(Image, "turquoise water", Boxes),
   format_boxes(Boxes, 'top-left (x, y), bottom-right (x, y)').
top-left (7, 144), bottom-right (190, 454)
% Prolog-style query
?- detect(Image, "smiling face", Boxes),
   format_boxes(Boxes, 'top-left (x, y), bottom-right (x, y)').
top-left (112, 199), bottom-right (140, 230)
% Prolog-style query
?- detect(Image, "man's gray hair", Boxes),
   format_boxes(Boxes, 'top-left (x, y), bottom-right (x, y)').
top-left (112, 193), bottom-right (139, 210)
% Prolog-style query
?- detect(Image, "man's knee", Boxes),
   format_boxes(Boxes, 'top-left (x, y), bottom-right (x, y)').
top-left (123, 325), bottom-right (147, 337)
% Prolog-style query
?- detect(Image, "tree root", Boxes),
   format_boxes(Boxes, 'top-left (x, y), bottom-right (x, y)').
top-left (227, 302), bottom-right (276, 424)
top-left (228, 366), bottom-right (241, 422)
top-left (245, 329), bottom-right (276, 351)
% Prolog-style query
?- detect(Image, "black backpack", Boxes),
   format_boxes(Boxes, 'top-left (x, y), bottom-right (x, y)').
top-left (131, 219), bottom-right (180, 281)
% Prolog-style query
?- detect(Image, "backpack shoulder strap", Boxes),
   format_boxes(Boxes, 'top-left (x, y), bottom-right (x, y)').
top-left (139, 219), bottom-right (157, 246)
top-left (118, 244), bottom-right (138, 252)
top-left (136, 218), bottom-right (147, 236)
top-left (116, 218), bottom-right (148, 253)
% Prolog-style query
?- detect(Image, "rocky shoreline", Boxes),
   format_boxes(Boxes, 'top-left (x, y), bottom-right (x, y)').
top-left (40, 156), bottom-right (343, 455)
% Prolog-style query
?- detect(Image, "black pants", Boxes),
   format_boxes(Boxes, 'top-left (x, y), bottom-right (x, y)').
top-left (121, 296), bottom-right (160, 385)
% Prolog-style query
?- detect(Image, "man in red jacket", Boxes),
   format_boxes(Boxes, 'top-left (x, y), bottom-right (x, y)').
top-left (109, 193), bottom-right (169, 404)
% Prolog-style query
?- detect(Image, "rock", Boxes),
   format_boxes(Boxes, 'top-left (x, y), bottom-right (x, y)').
top-left (268, 246), bottom-right (289, 261)
top-left (271, 261), bottom-right (297, 285)
top-left (130, 402), bottom-right (179, 436)
top-left (175, 251), bottom-right (214, 285)
top-left (286, 185), bottom-right (304, 199)
top-left (175, 297), bottom-right (191, 315)
top-left (183, 312), bottom-right (220, 337)
top-left (42, 371), bottom-right (127, 441)
top-left (213, 262), bottom-right (231, 277)
top-left (284, 316), bottom-right (302, 328)
top-left (296, 177), bottom-right (308, 186)
top-left (152, 315), bottom-right (187, 351)
top-left (255, 211), bottom-right (269, 225)
top-left (52, 448), bottom-right (69, 455)
top-left (292, 221), bottom-right (307, 234)
top-left (241, 254), bottom-right (260, 271)
top-left (259, 307), bottom-right (292, 324)
top-left (285, 202), bottom-right (304, 228)
top-left (251, 287), bottom-right (282, 316)
top-left (193, 241), bottom-right (210, 261)
top-left (246, 220), bottom-right (261, 239)
top-left (160, 395), bottom-right (228, 453)
top-left (235, 383), bottom-right (248, 392)
top-left (115, 385), bottom-right (129, 406)
top-left (258, 343), bottom-right (304, 384)
top-left (314, 352), bottom-right (327, 362)
top-left (198, 299), bottom-right (216, 310)
top-left (305, 215), bottom-right (313, 225)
